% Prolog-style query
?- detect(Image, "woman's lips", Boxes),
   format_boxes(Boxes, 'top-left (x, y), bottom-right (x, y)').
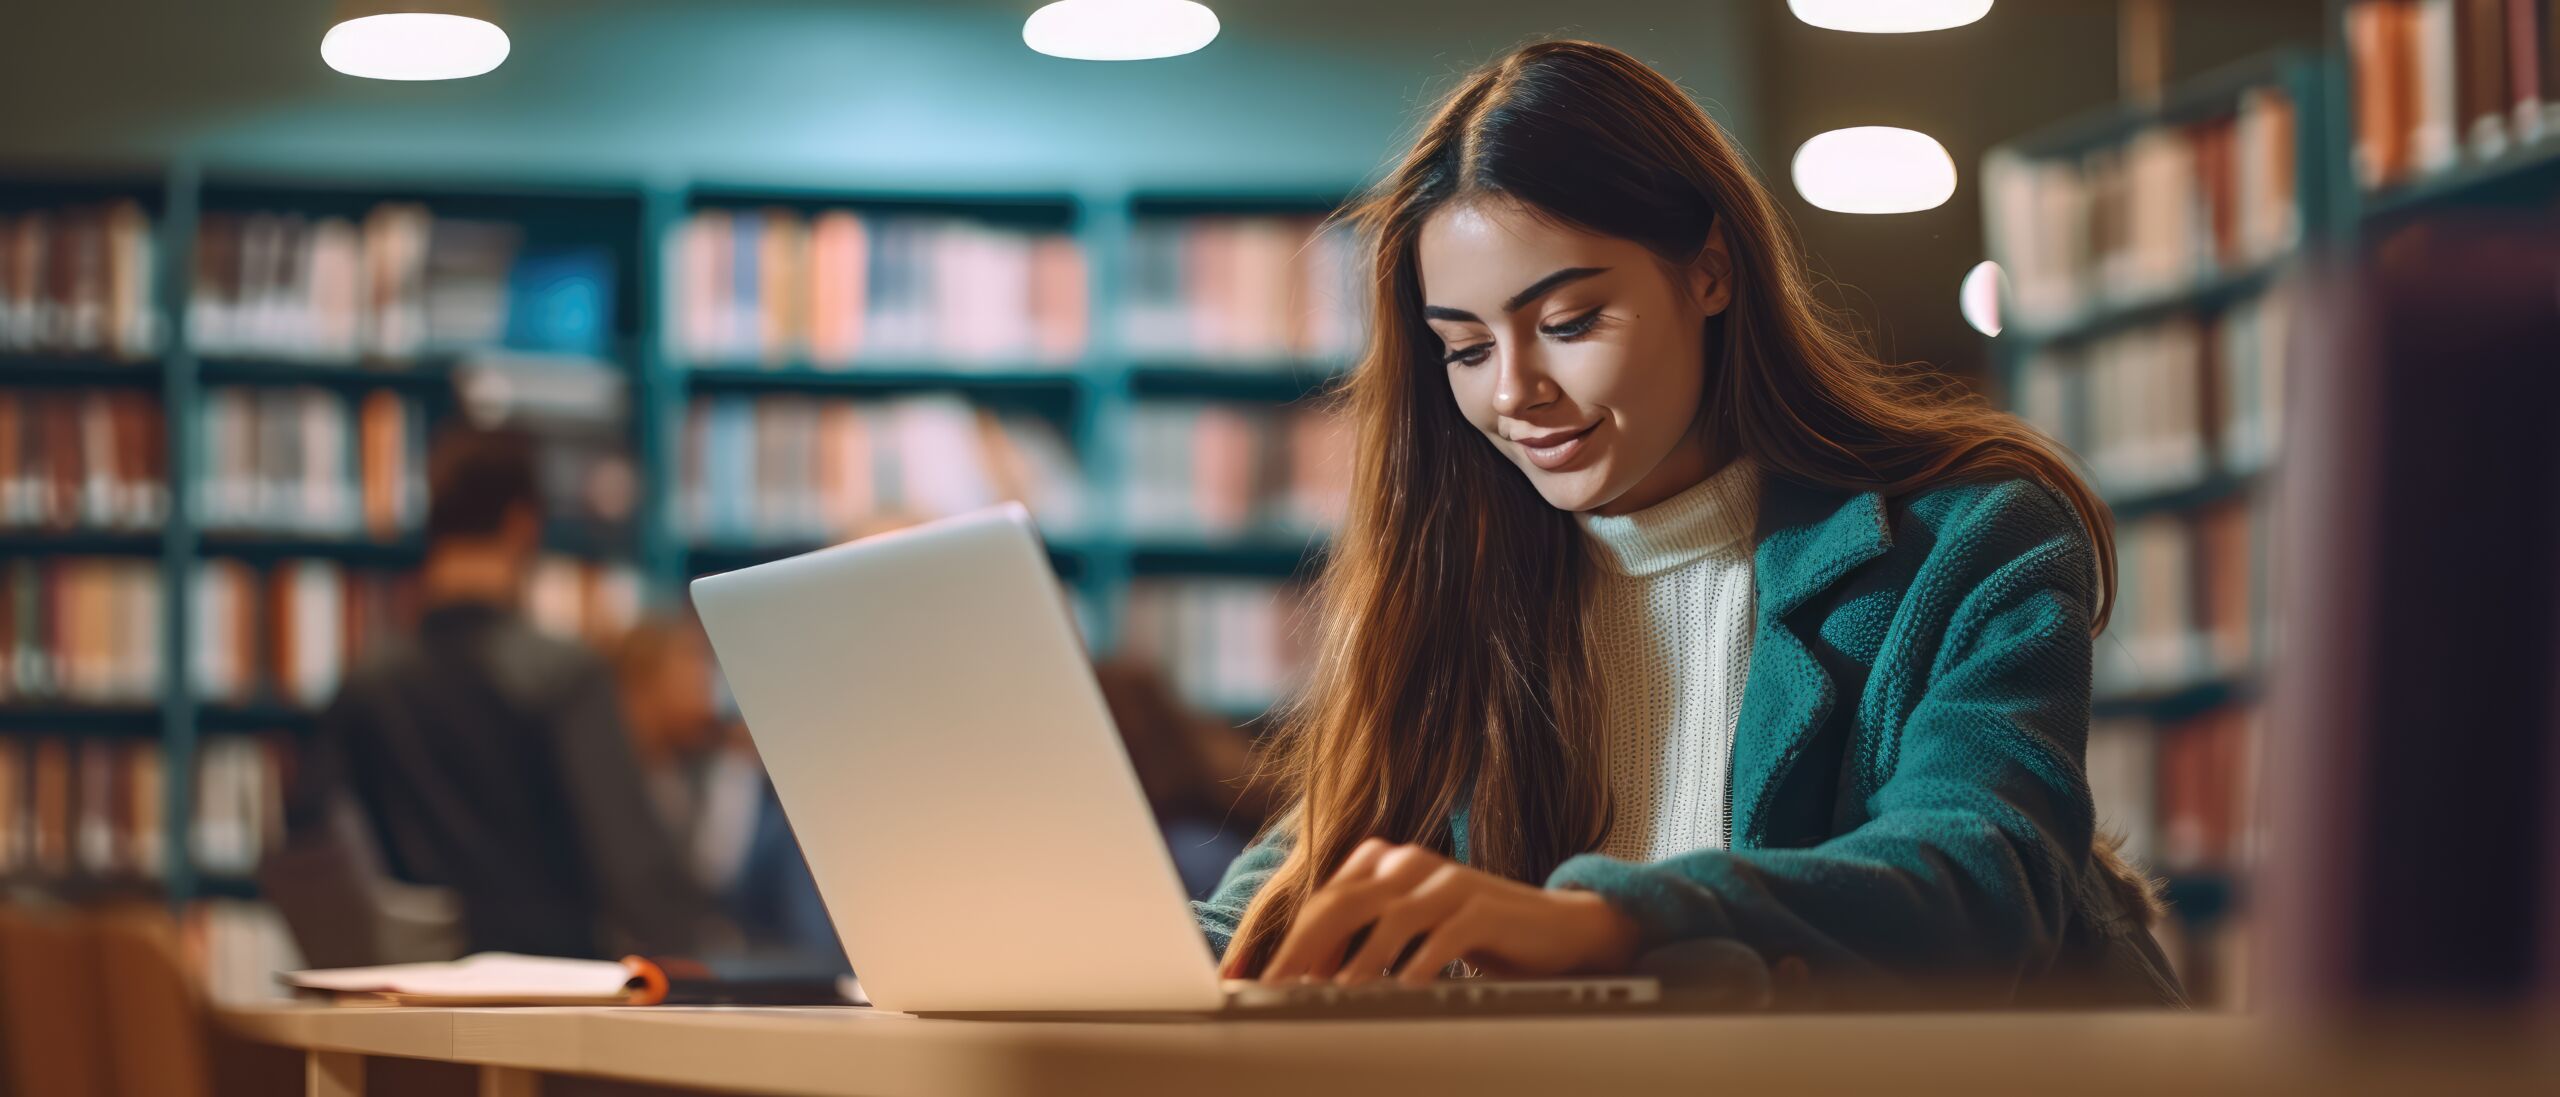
top-left (1513, 421), bottom-right (1600, 471)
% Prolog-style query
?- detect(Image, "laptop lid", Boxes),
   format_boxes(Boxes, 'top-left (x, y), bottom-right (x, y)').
top-left (690, 504), bottom-right (1226, 1013)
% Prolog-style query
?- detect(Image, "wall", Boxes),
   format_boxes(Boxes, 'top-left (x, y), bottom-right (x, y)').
top-left (0, 0), bottom-right (1759, 194)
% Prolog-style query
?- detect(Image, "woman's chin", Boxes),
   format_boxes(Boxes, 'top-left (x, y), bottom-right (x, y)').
top-left (1522, 467), bottom-right (1618, 513)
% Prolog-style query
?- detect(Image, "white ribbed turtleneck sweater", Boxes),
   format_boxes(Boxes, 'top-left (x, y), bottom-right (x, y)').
top-left (1576, 455), bottom-right (1761, 863)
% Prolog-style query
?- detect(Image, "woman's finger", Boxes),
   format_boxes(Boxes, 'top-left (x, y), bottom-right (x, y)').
top-left (1264, 843), bottom-right (1442, 982)
top-left (1332, 864), bottom-right (1472, 986)
top-left (1393, 898), bottom-right (1492, 988)
top-left (1322, 836), bottom-right (1394, 888)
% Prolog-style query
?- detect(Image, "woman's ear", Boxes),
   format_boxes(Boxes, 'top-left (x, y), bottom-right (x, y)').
top-left (1689, 220), bottom-right (1734, 318)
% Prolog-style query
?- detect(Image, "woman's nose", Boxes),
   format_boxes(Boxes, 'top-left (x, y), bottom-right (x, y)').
top-left (1490, 348), bottom-right (1558, 417)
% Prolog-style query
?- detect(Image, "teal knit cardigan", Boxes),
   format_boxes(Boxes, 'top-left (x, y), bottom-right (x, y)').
top-left (1191, 473), bottom-right (2185, 1007)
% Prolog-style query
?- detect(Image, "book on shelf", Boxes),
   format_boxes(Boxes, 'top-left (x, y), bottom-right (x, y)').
top-left (1123, 399), bottom-right (1350, 540)
top-left (197, 384), bottom-right (428, 540)
top-left (192, 203), bottom-right (612, 362)
top-left (2156, 703), bottom-right (2261, 873)
top-left (2083, 702), bottom-right (2263, 893)
top-left (193, 559), bottom-right (420, 710)
top-left (0, 732), bottom-right (286, 885)
top-left (679, 392), bottom-right (1087, 546)
top-left (0, 387), bottom-right (167, 531)
top-left (1119, 578), bottom-right (1314, 718)
top-left (2094, 488), bottom-right (2271, 701)
top-left (1983, 83), bottom-right (2301, 330)
top-left (666, 207), bottom-right (1086, 369)
top-left (2346, 0), bottom-right (2558, 191)
top-left (1124, 214), bottom-right (1364, 364)
top-left (2086, 717), bottom-right (2161, 866)
top-left (0, 199), bottom-right (159, 359)
top-left (2013, 278), bottom-right (2292, 497)
top-left (0, 557), bottom-right (162, 706)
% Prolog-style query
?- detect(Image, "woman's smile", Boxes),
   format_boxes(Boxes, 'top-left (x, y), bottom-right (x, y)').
top-left (1510, 419), bottom-right (1602, 471)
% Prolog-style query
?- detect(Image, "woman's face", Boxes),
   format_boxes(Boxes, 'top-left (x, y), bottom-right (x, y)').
top-left (1417, 197), bottom-right (1732, 515)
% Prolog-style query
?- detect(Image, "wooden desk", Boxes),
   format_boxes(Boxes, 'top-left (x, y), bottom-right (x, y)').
top-left (220, 1003), bottom-right (2558, 1097)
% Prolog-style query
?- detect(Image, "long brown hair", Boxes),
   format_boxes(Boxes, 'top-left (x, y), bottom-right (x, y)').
top-left (1224, 39), bottom-right (2127, 976)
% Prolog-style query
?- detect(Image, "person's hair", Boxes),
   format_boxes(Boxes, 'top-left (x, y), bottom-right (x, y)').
top-left (609, 611), bottom-right (704, 685)
top-left (425, 425), bottom-right (545, 543)
top-left (1222, 39), bottom-right (2135, 976)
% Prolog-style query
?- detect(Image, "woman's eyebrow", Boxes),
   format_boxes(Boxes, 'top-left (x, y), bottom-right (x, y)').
top-left (1422, 266), bottom-right (1611, 323)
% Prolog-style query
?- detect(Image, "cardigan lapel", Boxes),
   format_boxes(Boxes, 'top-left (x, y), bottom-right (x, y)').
top-left (1729, 475), bottom-right (1892, 849)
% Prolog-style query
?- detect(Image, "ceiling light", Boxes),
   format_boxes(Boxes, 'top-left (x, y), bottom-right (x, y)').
top-left (1791, 127), bottom-right (1959, 214)
top-left (1790, 0), bottom-right (1993, 34)
top-left (1961, 261), bottom-right (2005, 336)
top-left (1024, 0), bottom-right (1221, 61)
top-left (322, 10), bottom-right (511, 81)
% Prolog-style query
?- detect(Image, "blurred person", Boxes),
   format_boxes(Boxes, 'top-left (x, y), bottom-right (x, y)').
top-left (1197, 40), bottom-right (2181, 1007)
top-left (612, 614), bottom-right (844, 967)
top-left (1089, 658), bottom-right (1280, 899)
top-left (285, 427), bottom-right (712, 960)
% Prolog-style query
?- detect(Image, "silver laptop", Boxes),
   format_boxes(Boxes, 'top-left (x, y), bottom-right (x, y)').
top-left (690, 503), bottom-right (1659, 1016)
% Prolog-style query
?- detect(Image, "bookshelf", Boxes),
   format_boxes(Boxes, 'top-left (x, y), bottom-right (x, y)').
top-left (1988, 6), bottom-right (2560, 1001)
top-left (1982, 48), bottom-right (2334, 1004)
top-left (0, 163), bottom-right (1362, 908)
top-left (2333, 0), bottom-right (2560, 227)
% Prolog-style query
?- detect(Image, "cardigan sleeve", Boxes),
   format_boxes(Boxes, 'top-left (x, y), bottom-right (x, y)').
top-left (1190, 815), bottom-right (1295, 961)
top-left (1544, 482), bottom-right (2101, 998)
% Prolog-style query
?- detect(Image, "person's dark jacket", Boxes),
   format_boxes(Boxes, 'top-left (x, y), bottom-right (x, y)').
top-left (294, 600), bottom-right (710, 959)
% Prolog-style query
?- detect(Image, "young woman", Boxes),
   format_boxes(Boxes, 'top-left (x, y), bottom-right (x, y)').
top-left (1192, 40), bottom-right (2185, 1008)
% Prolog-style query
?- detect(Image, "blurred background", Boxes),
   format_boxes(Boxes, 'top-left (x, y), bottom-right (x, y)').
top-left (1, 0), bottom-right (2557, 1064)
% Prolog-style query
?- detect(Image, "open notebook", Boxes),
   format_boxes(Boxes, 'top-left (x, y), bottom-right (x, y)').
top-left (283, 952), bottom-right (866, 1007)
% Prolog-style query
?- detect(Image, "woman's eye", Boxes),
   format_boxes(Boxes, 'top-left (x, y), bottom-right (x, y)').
top-left (1442, 342), bottom-right (1492, 367)
top-left (1540, 310), bottom-right (1602, 339)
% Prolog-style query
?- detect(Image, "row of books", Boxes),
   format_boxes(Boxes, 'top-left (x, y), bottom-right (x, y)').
top-left (0, 387), bottom-right (168, 531)
top-left (1983, 86), bottom-right (2302, 330)
top-left (197, 385), bottom-right (427, 540)
top-left (678, 394), bottom-right (1088, 545)
top-left (2014, 284), bottom-right (2291, 500)
top-left (0, 733), bottom-right (284, 882)
top-left (2, 551), bottom-right (641, 711)
top-left (191, 205), bottom-right (614, 361)
top-left (212, 554), bottom-right (635, 694)
top-left (1125, 215), bottom-right (1363, 363)
top-left (0, 558), bottom-right (161, 706)
top-left (0, 200), bottom-right (159, 358)
top-left (1119, 578), bottom-right (1315, 717)
top-left (2087, 703), bottom-right (2263, 874)
top-left (2345, 0), bottom-right (2560, 190)
top-left (666, 209), bottom-right (1087, 368)
top-left (1123, 401), bottom-right (1351, 539)
top-left (194, 560), bottom-right (418, 709)
top-left (2097, 498), bottom-right (2270, 699)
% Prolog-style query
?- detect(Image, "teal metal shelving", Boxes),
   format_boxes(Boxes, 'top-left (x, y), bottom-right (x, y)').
top-left (0, 530), bottom-right (166, 557)
top-left (2091, 671), bottom-right (2260, 724)
top-left (196, 357), bottom-right (460, 394)
top-left (1126, 362), bottom-right (1344, 403)
top-left (0, 704), bottom-right (164, 736)
top-left (1, 162), bottom-right (1364, 907)
top-left (0, 355), bottom-right (163, 386)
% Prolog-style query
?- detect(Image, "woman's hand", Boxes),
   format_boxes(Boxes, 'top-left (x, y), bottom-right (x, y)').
top-left (1237, 837), bottom-right (1642, 987)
